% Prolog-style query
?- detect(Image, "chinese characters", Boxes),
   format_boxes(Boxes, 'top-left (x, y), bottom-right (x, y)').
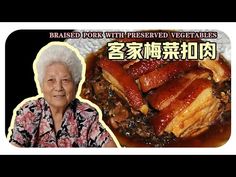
top-left (107, 41), bottom-right (217, 60)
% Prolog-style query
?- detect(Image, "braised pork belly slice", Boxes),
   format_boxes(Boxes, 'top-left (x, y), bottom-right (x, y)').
top-left (139, 61), bottom-right (198, 92)
top-left (126, 60), bottom-right (166, 79)
top-left (98, 57), bottom-right (148, 115)
top-left (199, 56), bottom-right (231, 83)
top-left (147, 69), bottom-right (212, 111)
top-left (122, 60), bottom-right (139, 70)
top-left (151, 78), bottom-right (221, 138)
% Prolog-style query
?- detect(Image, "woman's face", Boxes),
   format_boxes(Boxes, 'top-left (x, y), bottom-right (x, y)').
top-left (42, 62), bottom-right (77, 111)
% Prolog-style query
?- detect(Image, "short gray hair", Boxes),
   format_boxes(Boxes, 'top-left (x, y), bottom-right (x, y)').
top-left (35, 44), bottom-right (82, 86)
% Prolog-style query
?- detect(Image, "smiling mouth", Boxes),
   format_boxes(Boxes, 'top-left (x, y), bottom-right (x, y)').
top-left (54, 95), bottom-right (65, 98)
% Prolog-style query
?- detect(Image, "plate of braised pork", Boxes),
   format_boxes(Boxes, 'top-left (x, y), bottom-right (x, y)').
top-left (66, 30), bottom-right (231, 147)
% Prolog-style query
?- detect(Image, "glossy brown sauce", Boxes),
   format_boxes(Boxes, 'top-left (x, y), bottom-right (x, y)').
top-left (82, 52), bottom-right (231, 148)
top-left (112, 115), bottom-right (231, 147)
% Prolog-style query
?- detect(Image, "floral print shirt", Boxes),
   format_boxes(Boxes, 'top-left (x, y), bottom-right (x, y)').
top-left (9, 98), bottom-right (113, 147)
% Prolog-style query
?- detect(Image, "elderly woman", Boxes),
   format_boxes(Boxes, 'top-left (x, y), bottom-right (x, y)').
top-left (8, 42), bottom-right (117, 147)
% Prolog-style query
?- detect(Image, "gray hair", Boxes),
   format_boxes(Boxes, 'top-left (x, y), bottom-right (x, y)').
top-left (35, 44), bottom-right (82, 86)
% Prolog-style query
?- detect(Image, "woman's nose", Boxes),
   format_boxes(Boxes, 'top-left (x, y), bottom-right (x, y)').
top-left (54, 80), bottom-right (63, 91)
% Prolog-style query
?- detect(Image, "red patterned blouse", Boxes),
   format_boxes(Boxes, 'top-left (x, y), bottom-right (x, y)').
top-left (9, 98), bottom-right (113, 147)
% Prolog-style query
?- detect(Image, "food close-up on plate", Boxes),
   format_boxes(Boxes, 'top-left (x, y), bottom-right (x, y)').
top-left (66, 30), bottom-right (231, 147)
